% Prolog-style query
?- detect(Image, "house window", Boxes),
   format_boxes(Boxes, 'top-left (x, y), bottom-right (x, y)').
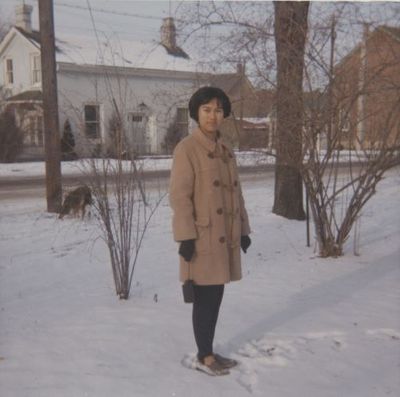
top-left (128, 112), bottom-right (148, 153)
top-left (27, 116), bottom-right (44, 146)
top-left (5, 59), bottom-right (13, 84)
top-left (176, 107), bottom-right (188, 136)
top-left (132, 115), bottom-right (143, 123)
top-left (339, 108), bottom-right (350, 133)
top-left (31, 54), bottom-right (41, 84)
top-left (84, 104), bottom-right (100, 139)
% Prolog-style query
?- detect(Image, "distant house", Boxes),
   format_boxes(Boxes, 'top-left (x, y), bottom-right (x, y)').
top-left (0, 4), bottom-right (276, 160)
top-left (211, 69), bottom-right (275, 150)
top-left (0, 4), bottom-right (208, 159)
top-left (333, 25), bottom-right (400, 150)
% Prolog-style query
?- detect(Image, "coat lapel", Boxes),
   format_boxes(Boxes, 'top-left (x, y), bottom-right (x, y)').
top-left (192, 128), bottom-right (217, 153)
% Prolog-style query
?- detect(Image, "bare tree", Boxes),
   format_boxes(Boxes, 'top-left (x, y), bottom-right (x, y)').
top-left (272, 1), bottom-right (309, 220)
top-left (0, 11), bottom-right (21, 162)
top-left (0, 107), bottom-right (24, 162)
top-left (178, 1), bottom-right (400, 256)
top-left (0, 10), bottom-right (11, 41)
top-left (178, 1), bottom-right (307, 219)
top-left (301, 14), bottom-right (400, 257)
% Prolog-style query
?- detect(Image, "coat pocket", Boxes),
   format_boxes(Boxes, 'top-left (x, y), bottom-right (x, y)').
top-left (194, 216), bottom-right (211, 254)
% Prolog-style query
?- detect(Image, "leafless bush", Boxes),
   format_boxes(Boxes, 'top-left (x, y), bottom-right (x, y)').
top-left (83, 117), bottom-right (165, 299)
top-left (301, 15), bottom-right (400, 256)
top-left (73, 7), bottom-right (166, 298)
top-left (0, 108), bottom-right (24, 163)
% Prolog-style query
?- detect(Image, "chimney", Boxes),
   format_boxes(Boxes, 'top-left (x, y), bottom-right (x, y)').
top-left (160, 17), bottom-right (177, 49)
top-left (237, 62), bottom-right (245, 76)
top-left (15, 3), bottom-right (33, 33)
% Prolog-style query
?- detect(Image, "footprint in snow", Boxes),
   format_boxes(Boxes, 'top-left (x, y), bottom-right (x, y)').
top-left (366, 328), bottom-right (400, 341)
top-left (233, 331), bottom-right (347, 393)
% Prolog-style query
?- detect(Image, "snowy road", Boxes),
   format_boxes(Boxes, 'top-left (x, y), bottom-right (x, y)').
top-left (0, 167), bottom-right (273, 201)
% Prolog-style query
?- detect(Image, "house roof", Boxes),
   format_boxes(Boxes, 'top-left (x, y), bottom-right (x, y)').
top-left (6, 90), bottom-right (42, 102)
top-left (14, 27), bottom-right (41, 47)
top-left (15, 26), bottom-right (64, 52)
top-left (210, 73), bottom-right (242, 94)
top-left (2, 25), bottom-right (202, 73)
top-left (336, 24), bottom-right (400, 69)
top-left (0, 26), bottom-right (39, 57)
top-left (161, 44), bottom-right (189, 59)
top-left (378, 25), bottom-right (400, 42)
top-left (53, 31), bottom-right (203, 72)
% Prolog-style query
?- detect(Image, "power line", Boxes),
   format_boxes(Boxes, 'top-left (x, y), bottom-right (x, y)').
top-left (54, 1), bottom-right (182, 22)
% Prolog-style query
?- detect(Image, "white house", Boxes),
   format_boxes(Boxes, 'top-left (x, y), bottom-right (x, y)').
top-left (0, 4), bottom-right (216, 159)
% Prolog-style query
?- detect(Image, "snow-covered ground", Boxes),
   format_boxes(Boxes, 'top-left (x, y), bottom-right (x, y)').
top-left (0, 164), bottom-right (399, 397)
top-left (0, 150), bottom-right (378, 180)
top-left (0, 152), bottom-right (272, 180)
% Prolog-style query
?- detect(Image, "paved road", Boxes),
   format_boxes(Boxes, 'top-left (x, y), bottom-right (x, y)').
top-left (0, 162), bottom-right (367, 202)
top-left (0, 165), bottom-right (274, 201)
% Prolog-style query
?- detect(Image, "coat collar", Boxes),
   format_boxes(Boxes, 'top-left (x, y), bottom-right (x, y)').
top-left (191, 128), bottom-right (233, 155)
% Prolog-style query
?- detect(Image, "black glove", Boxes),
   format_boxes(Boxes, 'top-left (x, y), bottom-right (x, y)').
top-left (179, 239), bottom-right (195, 262)
top-left (241, 235), bottom-right (251, 253)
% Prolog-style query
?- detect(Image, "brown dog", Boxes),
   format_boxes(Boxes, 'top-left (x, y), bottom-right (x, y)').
top-left (59, 185), bottom-right (93, 219)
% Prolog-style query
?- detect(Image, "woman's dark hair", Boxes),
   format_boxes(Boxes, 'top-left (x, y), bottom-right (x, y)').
top-left (188, 86), bottom-right (231, 122)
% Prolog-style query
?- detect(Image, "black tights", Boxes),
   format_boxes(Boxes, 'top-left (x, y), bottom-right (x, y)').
top-left (192, 284), bottom-right (224, 362)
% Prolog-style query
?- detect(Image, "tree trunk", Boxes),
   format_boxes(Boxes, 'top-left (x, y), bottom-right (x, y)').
top-left (272, 1), bottom-right (309, 220)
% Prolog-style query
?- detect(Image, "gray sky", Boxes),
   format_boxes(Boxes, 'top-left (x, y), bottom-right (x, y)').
top-left (1, 0), bottom-right (188, 42)
top-left (1, 1), bottom-right (398, 44)
top-left (1, 0), bottom-right (399, 82)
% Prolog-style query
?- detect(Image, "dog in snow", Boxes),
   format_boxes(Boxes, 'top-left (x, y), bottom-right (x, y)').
top-left (59, 185), bottom-right (93, 219)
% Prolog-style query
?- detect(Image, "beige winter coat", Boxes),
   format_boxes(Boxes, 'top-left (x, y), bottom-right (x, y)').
top-left (169, 128), bottom-right (251, 285)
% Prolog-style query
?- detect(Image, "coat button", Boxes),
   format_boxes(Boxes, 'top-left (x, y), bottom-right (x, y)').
top-left (213, 180), bottom-right (220, 187)
top-left (217, 208), bottom-right (223, 215)
top-left (234, 180), bottom-right (238, 187)
top-left (208, 152), bottom-right (214, 159)
top-left (219, 236), bottom-right (225, 243)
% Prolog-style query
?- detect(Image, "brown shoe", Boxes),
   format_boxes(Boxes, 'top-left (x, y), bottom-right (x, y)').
top-left (195, 358), bottom-right (230, 376)
top-left (214, 353), bottom-right (238, 369)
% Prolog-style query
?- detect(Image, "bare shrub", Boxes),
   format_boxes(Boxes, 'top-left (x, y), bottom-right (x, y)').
top-left (0, 108), bottom-right (24, 163)
top-left (302, 18), bottom-right (400, 257)
top-left (83, 112), bottom-right (165, 299)
top-left (163, 114), bottom-right (185, 154)
top-left (61, 119), bottom-right (77, 160)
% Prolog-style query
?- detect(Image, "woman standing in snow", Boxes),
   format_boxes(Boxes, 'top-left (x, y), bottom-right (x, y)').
top-left (169, 86), bottom-right (251, 376)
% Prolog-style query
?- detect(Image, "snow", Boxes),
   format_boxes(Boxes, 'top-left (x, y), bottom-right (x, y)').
top-left (0, 150), bottom-right (376, 180)
top-left (0, 153), bottom-right (273, 180)
top-left (0, 163), bottom-right (399, 397)
top-left (55, 33), bottom-right (203, 73)
top-left (242, 117), bottom-right (270, 124)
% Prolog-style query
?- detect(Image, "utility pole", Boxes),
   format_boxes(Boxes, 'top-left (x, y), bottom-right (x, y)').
top-left (39, 0), bottom-right (62, 213)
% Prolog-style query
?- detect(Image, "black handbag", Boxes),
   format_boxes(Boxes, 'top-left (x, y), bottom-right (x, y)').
top-left (182, 279), bottom-right (195, 303)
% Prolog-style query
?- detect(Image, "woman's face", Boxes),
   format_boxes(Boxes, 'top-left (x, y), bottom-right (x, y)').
top-left (197, 98), bottom-right (224, 134)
